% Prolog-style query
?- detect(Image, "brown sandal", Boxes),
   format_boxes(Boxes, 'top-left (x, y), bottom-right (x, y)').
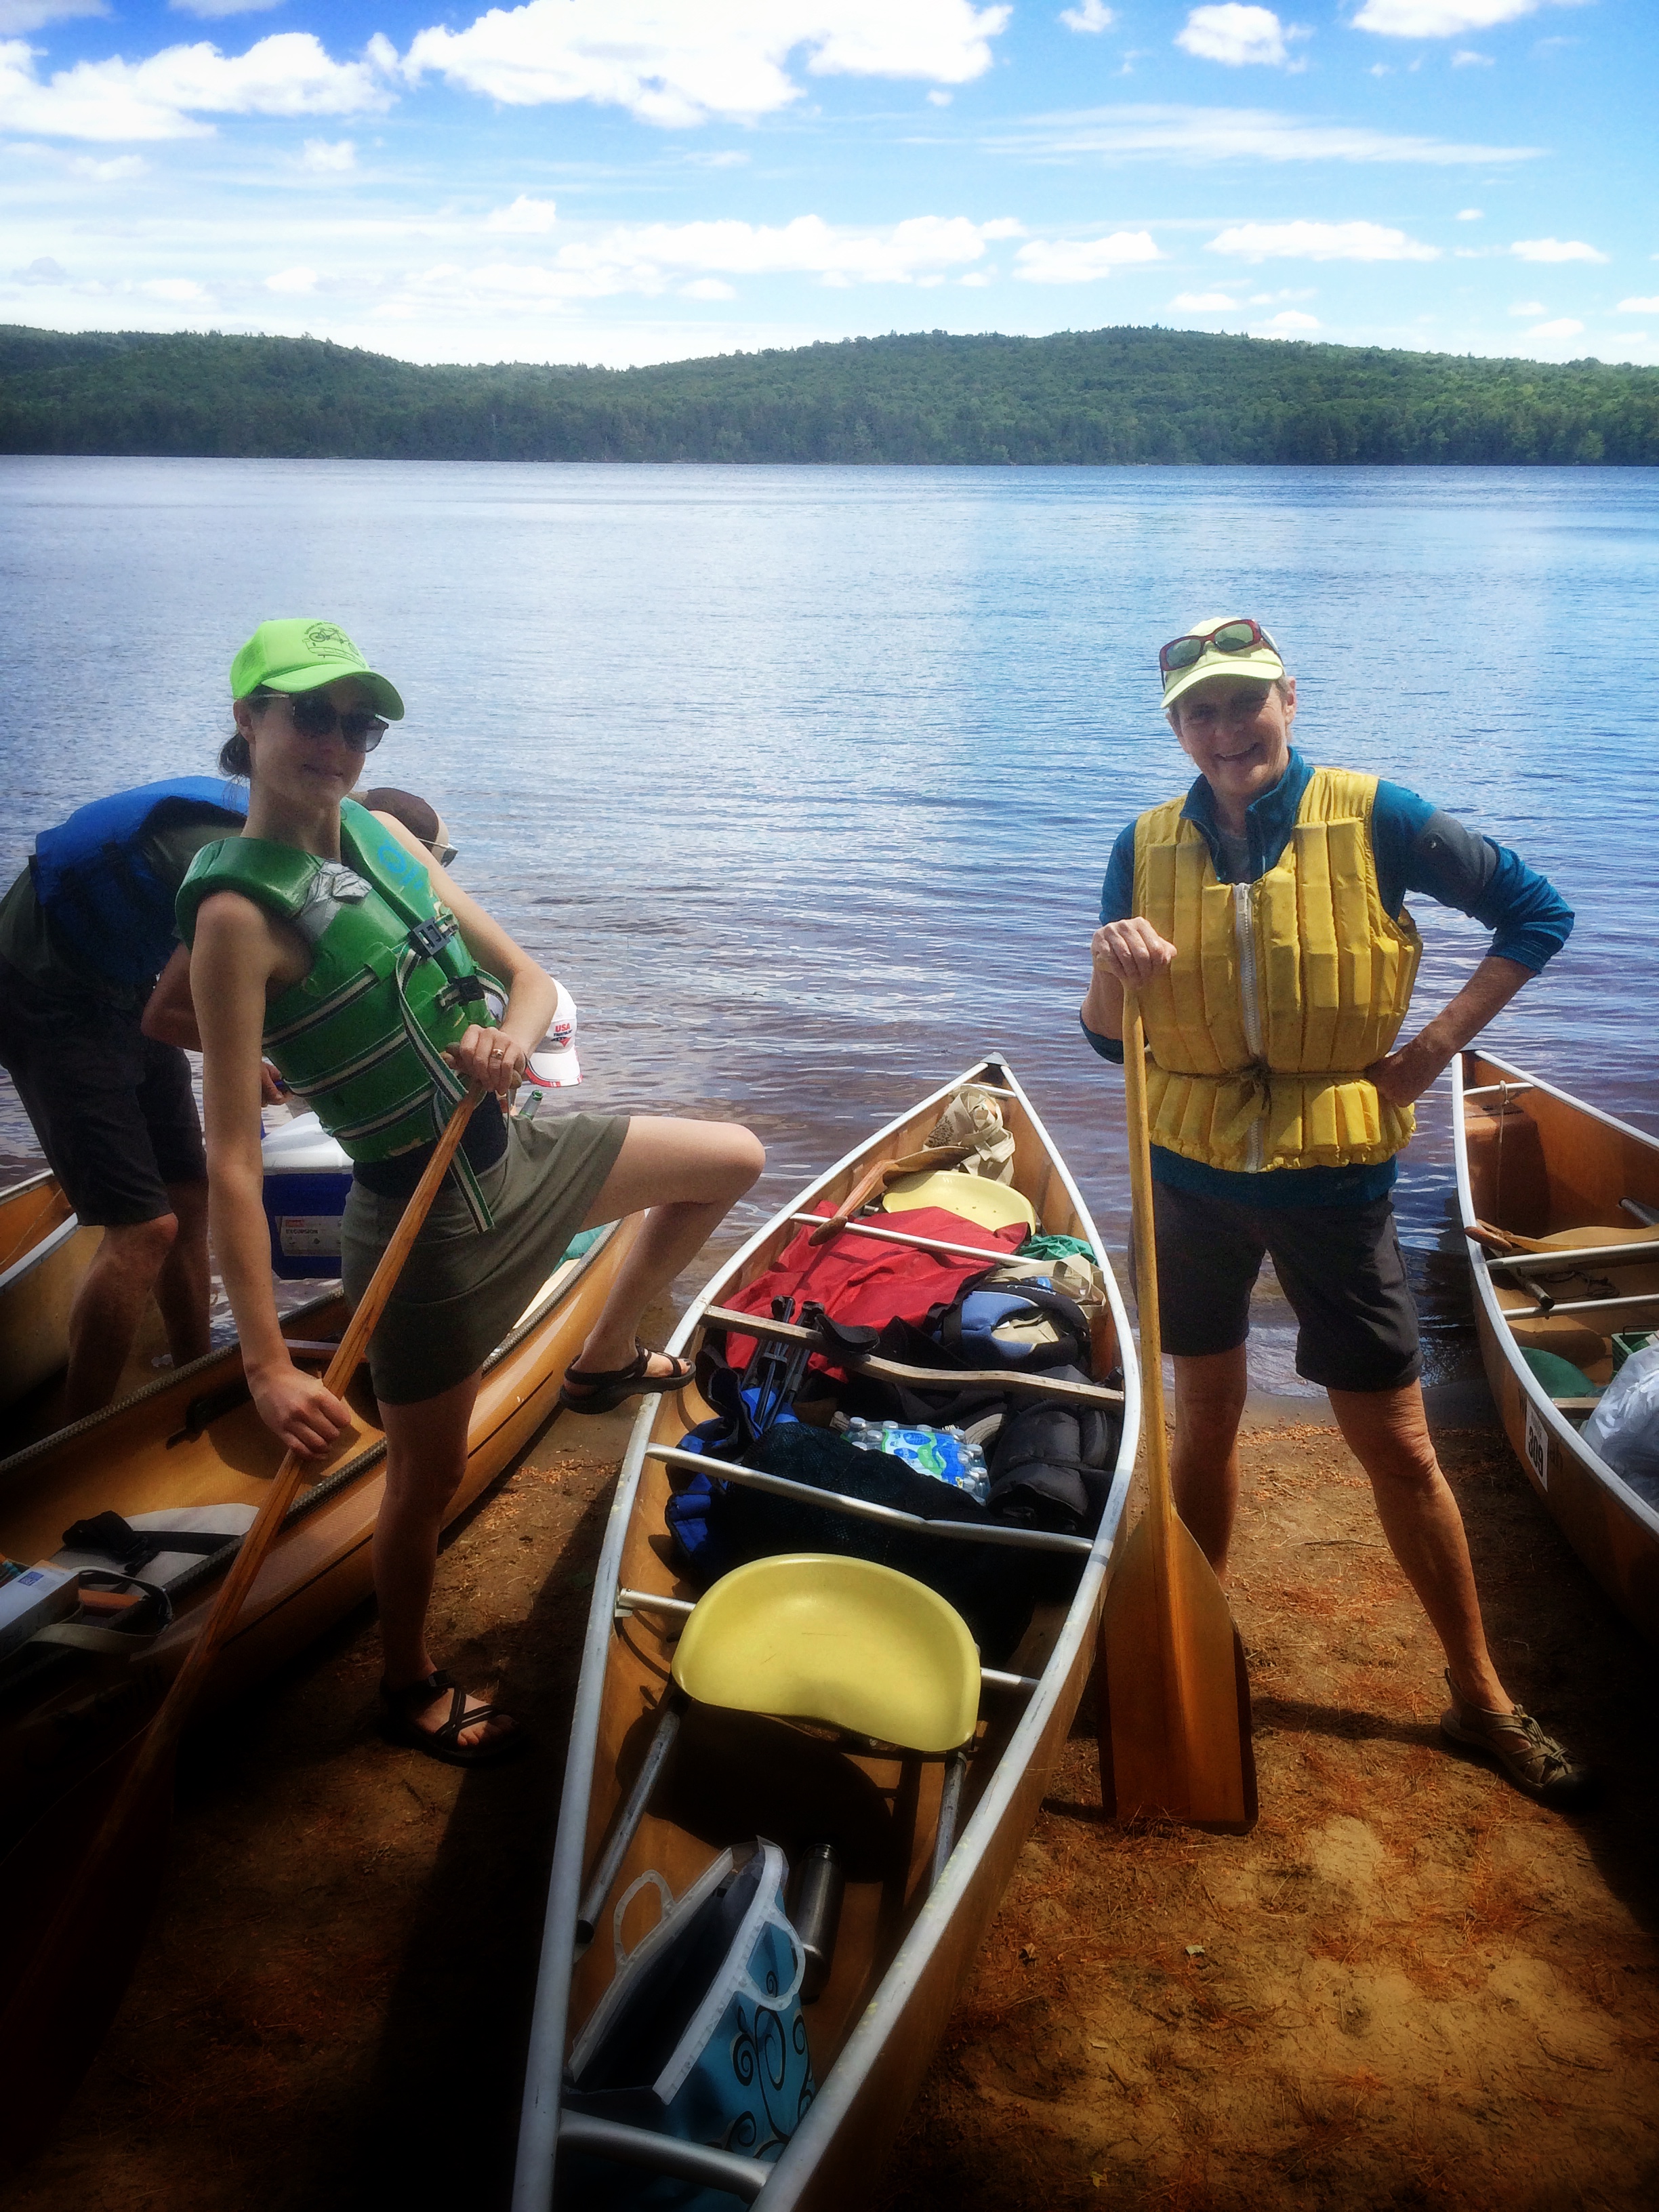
top-left (558, 1344), bottom-right (695, 1416)
top-left (379, 1670), bottom-right (526, 1767)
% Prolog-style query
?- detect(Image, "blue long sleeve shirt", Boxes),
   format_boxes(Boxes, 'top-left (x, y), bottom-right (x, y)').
top-left (1083, 749), bottom-right (1573, 1209)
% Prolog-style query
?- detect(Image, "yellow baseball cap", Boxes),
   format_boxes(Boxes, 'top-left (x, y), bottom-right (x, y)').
top-left (1160, 614), bottom-right (1285, 712)
top-left (230, 619), bottom-right (404, 720)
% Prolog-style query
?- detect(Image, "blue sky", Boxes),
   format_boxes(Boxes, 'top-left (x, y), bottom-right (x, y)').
top-left (2, 0), bottom-right (1652, 369)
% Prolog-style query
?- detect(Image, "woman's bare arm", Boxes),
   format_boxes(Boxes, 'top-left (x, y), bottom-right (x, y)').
top-left (373, 811), bottom-right (559, 1097)
top-left (192, 890), bottom-right (352, 1458)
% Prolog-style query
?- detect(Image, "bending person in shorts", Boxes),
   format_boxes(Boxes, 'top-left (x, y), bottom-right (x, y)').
top-left (1081, 613), bottom-right (1590, 1807)
top-left (183, 619), bottom-right (764, 1766)
top-left (0, 775), bottom-right (247, 1412)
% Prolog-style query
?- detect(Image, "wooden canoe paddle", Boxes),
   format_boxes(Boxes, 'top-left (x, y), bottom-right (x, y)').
top-left (1096, 999), bottom-right (1256, 1832)
top-left (0, 1083), bottom-right (485, 2172)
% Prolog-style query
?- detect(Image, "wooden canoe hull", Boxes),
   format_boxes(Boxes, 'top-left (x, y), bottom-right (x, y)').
top-left (0, 1170), bottom-right (101, 1411)
top-left (1454, 1050), bottom-right (1659, 1645)
top-left (0, 1214), bottom-right (640, 1841)
top-left (512, 1060), bottom-right (1139, 2212)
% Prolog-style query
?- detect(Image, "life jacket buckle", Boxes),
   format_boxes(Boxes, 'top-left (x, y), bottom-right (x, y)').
top-left (406, 916), bottom-right (453, 962)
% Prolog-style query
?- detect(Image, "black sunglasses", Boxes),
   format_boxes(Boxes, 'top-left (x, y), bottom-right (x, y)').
top-left (261, 689), bottom-right (388, 752)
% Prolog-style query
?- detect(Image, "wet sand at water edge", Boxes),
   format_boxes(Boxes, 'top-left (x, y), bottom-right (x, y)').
top-left (13, 1385), bottom-right (1659, 2212)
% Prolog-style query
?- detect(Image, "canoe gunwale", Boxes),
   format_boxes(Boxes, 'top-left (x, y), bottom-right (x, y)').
top-left (1452, 1051), bottom-right (1659, 1554)
top-left (510, 1056), bottom-right (1141, 2212)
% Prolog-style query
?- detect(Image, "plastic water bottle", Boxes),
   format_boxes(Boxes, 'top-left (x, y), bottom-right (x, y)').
top-left (845, 1418), bottom-right (990, 1505)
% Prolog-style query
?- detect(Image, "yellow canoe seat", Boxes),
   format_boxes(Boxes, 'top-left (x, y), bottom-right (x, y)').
top-left (670, 1555), bottom-right (981, 1755)
top-left (882, 1168), bottom-right (1036, 1237)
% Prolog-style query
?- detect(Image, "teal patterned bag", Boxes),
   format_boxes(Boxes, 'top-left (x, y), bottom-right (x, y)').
top-left (564, 1840), bottom-right (815, 2209)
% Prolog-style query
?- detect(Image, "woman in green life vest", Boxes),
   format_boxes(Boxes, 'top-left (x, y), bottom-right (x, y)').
top-left (183, 620), bottom-right (764, 1765)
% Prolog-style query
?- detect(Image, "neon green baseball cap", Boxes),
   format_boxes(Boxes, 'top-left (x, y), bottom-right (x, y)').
top-left (230, 619), bottom-right (405, 720)
top-left (1160, 613), bottom-right (1286, 713)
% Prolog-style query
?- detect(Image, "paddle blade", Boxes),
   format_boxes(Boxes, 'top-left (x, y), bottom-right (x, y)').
top-left (0, 1737), bottom-right (176, 2176)
top-left (1097, 1512), bottom-right (1256, 1834)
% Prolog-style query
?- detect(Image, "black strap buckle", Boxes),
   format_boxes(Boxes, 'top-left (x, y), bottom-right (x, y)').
top-left (407, 916), bottom-right (452, 962)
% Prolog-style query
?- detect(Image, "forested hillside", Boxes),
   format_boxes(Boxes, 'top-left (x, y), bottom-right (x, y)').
top-left (2, 323), bottom-right (1654, 465)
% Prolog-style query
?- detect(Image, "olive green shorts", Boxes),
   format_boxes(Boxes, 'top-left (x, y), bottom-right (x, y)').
top-left (341, 1109), bottom-right (629, 1405)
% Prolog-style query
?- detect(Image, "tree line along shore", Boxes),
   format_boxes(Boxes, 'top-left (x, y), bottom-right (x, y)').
top-left (2, 322), bottom-right (1656, 466)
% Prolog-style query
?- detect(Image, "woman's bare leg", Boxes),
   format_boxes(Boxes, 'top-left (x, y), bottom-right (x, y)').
top-left (569, 1116), bottom-right (764, 1381)
top-left (376, 1372), bottom-right (510, 1749)
top-left (1326, 1380), bottom-right (1508, 1711)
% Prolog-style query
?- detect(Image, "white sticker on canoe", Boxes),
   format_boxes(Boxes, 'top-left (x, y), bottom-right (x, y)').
top-left (1524, 1399), bottom-right (1549, 1491)
top-left (279, 1215), bottom-right (343, 1258)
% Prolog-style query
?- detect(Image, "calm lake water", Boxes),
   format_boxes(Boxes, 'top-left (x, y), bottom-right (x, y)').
top-left (3, 457), bottom-right (1656, 1392)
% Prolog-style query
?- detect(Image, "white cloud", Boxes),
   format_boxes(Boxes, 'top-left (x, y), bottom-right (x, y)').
top-left (1012, 228), bottom-right (1160, 281)
top-left (142, 275), bottom-right (208, 300)
top-left (1507, 299), bottom-right (1544, 314)
top-left (926, 87), bottom-right (952, 103)
top-left (1256, 307), bottom-right (1318, 330)
top-left (300, 136), bottom-right (354, 171)
top-left (0, 0), bottom-right (107, 30)
top-left (1208, 218), bottom-right (1438, 261)
top-left (403, 1), bottom-right (1012, 129)
top-left (1170, 288), bottom-right (1238, 307)
top-left (13, 253), bottom-right (68, 281)
top-left (169, 0), bottom-right (286, 18)
top-left (1450, 47), bottom-right (1492, 64)
top-left (487, 193), bottom-right (558, 234)
top-left (1528, 316), bottom-right (1583, 338)
top-left (1617, 296), bottom-right (1659, 314)
top-left (0, 30), bottom-right (392, 141)
top-left (1353, 0), bottom-right (1546, 33)
top-left (1002, 103), bottom-right (1540, 165)
top-left (1512, 236), bottom-right (1607, 264)
top-left (265, 264), bottom-right (316, 292)
top-left (68, 150), bottom-right (144, 178)
top-left (399, 213), bottom-right (1024, 304)
top-left (1456, 206), bottom-right (1481, 219)
top-left (1059, 0), bottom-right (1114, 29)
top-left (1175, 6), bottom-right (1294, 67)
top-left (680, 276), bottom-right (735, 299)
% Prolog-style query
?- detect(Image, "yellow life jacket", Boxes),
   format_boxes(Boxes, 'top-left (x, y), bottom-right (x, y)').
top-left (1132, 766), bottom-right (1422, 1174)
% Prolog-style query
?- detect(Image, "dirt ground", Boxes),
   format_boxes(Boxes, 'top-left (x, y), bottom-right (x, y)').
top-left (13, 1393), bottom-right (1659, 2212)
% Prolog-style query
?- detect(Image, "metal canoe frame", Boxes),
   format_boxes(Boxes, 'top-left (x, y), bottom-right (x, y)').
top-left (1452, 1051), bottom-right (1659, 1551)
top-left (510, 1054), bottom-right (1141, 2212)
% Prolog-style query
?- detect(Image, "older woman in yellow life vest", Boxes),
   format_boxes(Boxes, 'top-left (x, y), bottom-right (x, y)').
top-left (1081, 615), bottom-right (1590, 1808)
top-left (185, 620), bottom-right (764, 1766)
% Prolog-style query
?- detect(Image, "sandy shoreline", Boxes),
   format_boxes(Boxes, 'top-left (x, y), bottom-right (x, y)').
top-left (14, 1382), bottom-right (1659, 2212)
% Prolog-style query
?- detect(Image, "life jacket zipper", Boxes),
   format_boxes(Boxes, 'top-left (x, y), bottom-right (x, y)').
top-left (1233, 880), bottom-right (1266, 1172)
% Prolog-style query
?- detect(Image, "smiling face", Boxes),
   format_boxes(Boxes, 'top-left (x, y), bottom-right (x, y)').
top-left (237, 678), bottom-right (376, 813)
top-left (1168, 673), bottom-right (1296, 827)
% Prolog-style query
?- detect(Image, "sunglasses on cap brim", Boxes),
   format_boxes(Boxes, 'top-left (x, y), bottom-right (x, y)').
top-left (1159, 618), bottom-right (1279, 677)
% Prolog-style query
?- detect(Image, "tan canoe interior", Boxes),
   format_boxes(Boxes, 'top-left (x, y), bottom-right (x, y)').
top-left (568, 1077), bottom-right (1122, 2100)
top-left (1464, 1050), bottom-right (1659, 1391)
top-left (0, 1223), bottom-right (635, 1834)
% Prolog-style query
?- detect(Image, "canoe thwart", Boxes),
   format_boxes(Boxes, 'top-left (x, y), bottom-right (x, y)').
top-left (644, 1441), bottom-right (1094, 1556)
top-left (558, 2114), bottom-right (770, 2201)
top-left (701, 1303), bottom-right (1123, 1408)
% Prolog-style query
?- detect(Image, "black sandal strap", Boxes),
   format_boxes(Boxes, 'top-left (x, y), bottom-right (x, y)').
top-left (562, 1345), bottom-right (651, 1390)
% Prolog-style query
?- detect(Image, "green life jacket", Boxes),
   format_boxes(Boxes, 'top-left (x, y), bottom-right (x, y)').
top-left (176, 798), bottom-right (502, 1227)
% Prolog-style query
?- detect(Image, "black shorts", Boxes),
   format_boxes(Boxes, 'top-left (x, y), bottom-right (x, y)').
top-left (0, 960), bottom-right (205, 1227)
top-left (1147, 1177), bottom-right (1421, 1394)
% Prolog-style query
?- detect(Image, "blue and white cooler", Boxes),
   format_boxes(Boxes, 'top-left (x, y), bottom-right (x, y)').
top-left (260, 1111), bottom-right (353, 1280)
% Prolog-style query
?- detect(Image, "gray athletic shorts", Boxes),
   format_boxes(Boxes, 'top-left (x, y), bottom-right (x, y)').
top-left (1147, 1178), bottom-right (1421, 1394)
